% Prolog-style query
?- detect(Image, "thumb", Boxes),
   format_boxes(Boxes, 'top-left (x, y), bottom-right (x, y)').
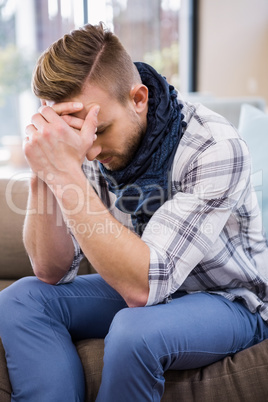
top-left (81, 105), bottom-right (100, 143)
top-left (81, 105), bottom-right (102, 160)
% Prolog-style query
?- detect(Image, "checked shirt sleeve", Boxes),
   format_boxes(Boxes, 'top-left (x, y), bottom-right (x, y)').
top-left (143, 135), bottom-right (251, 306)
top-left (56, 232), bottom-right (84, 284)
top-left (56, 160), bottom-right (104, 284)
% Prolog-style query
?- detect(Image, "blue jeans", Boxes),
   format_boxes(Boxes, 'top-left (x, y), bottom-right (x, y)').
top-left (0, 274), bottom-right (268, 402)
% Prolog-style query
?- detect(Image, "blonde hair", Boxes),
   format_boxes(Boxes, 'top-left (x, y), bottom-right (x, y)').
top-left (32, 23), bottom-right (141, 104)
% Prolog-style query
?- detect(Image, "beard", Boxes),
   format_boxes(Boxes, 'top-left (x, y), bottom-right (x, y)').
top-left (104, 109), bottom-right (147, 171)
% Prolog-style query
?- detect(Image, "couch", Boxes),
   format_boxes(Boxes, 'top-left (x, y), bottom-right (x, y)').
top-left (185, 94), bottom-right (266, 128)
top-left (1, 102), bottom-right (268, 401)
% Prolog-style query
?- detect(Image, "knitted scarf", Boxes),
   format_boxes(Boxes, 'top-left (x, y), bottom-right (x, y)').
top-left (99, 62), bottom-right (186, 235)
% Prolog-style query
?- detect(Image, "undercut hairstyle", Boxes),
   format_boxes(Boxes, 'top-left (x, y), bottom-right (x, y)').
top-left (32, 23), bottom-right (141, 104)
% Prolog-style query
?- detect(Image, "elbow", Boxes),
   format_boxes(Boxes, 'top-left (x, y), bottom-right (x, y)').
top-left (33, 267), bottom-right (59, 285)
top-left (126, 289), bottom-right (149, 308)
top-left (36, 277), bottom-right (58, 285)
top-left (35, 273), bottom-right (58, 285)
top-left (32, 261), bottom-right (64, 285)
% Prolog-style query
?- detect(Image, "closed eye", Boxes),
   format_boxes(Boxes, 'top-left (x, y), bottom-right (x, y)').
top-left (96, 128), bottom-right (106, 135)
top-left (96, 124), bottom-right (110, 135)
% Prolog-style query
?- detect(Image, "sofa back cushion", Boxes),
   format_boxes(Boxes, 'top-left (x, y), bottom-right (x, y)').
top-left (0, 177), bottom-right (32, 278)
top-left (0, 177), bottom-right (93, 281)
top-left (238, 104), bottom-right (268, 236)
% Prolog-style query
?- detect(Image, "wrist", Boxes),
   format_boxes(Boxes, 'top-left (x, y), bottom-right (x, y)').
top-left (53, 173), bottom-right (109, 221)
top-left (48, 168), bottom-right (87, 212)
top-left (30, 174), bottom-right (44, 192)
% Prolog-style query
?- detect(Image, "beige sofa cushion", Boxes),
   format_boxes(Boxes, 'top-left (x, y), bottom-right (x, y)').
top-left (76, 338), bottom-right (268, 401)
top-left (0, 178), bottom-right (32, 279)
top-left (0, 339), bottom-right (11, 402)
top-left (0, 177), bottom-right (94, 287)
top-left (2, 338), bottom-right (268, 401)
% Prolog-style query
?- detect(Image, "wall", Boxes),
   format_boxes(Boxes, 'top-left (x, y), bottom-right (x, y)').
top-left (197, 0), bottom-right (268, 104)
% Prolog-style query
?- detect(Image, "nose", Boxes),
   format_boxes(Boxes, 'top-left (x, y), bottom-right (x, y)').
top-left (86, 142), bottom-right (102, 161)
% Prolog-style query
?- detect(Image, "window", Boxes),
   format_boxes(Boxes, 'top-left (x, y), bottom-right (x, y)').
top-left (0, 0), bottom-right (84, 168)
top-left (86, 0), bottom-right (181, 88)
top-left (0, 0), bottom-right (194, 171)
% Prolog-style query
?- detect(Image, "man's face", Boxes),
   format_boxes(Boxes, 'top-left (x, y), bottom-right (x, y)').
top-left (66, 83), bottom-right (147, 171)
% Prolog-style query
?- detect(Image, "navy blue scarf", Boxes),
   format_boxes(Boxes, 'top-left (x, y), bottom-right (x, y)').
top-left (99, 62), bottom-right (186, 235)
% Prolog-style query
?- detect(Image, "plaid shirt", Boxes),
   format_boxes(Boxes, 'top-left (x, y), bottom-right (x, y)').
top-left (60, 94), bottom-right (268, 322)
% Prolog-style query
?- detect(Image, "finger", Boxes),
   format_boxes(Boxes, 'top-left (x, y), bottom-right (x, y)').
top-left (37, 105), bottom-right (67, 125)
top-left (25, 123), bottom-right (37, 137)
top-left (61, 114), bottom-right (84, 130)
top-left (51, 101), bottom-right (84, 116)
top-left (31, 111), bottom-right (48, 129)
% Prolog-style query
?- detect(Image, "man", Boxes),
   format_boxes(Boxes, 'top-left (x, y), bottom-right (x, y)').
top-left (0, 23), bottom-right (268, 401)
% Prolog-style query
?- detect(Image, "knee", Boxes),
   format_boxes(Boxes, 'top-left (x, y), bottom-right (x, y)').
top-left (0, 276), bottom-right (42, 302)
top-left (0, 277), bottom-right (45, 328)
top-left (105, 308), bottom-right (151, 361)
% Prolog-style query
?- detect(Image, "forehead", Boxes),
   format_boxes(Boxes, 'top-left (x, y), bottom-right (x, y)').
top-left (69, 83), bottom-right (125, 119)
top-left (78, 83), bottom-right (113, 104)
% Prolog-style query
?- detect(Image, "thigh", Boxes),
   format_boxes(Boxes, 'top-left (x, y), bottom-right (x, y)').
top-left (111, 291), bottom-right (268, 371)
top-left (0, 274), bottom-right (126, 402)
top-left (0, 274), bottom-right (127, 340)
top-left (166, 292), bottom-right (268, 369)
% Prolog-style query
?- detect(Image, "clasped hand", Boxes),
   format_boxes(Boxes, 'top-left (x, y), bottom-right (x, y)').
top-left (24, 102), bottom-right (100, 185)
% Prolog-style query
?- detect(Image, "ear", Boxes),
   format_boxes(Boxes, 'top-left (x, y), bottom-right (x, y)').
top-left (129, 84), bottom-right (148, 114)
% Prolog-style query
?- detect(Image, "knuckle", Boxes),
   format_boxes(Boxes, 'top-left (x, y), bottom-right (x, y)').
top-left (31, 113), bottom-right (39, 123)
top-left (31, 133), bottom-right (39, 145)
top-left (39, 126), bottom-right (49, 137)
top-left (25, 123), bottom-right (32, 132)
top-left (55, 123), bottom-right (66, 137)
top-left (39, 105), bottom-right (51, 114)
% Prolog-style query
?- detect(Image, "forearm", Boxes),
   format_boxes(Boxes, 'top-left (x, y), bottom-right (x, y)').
top-left (23, 176), bottom-right (74, 283)
top-left (53, 170), bottom-right (150, 307)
